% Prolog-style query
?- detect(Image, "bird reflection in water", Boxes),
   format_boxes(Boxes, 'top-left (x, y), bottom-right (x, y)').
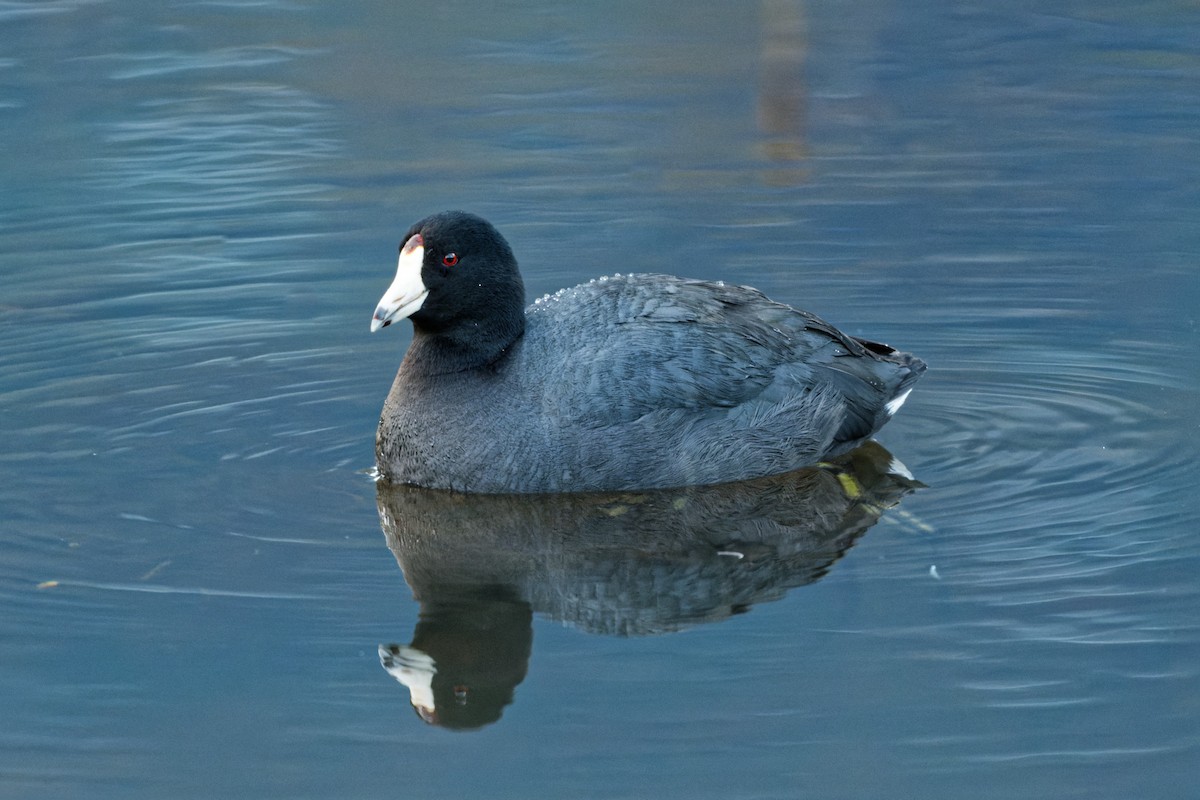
top-left (377, 441), bottom-right (921, 730)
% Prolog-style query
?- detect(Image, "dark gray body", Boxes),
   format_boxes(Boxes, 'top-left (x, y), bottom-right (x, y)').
top-left (377, 273), bottom-right (924, 493)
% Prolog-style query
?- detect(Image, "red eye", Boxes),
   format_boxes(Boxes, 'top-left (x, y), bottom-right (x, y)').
top-left (442, 252), bottom-right (458, 267)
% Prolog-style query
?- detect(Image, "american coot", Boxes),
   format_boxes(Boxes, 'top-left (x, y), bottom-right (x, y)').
top-left (371, 211), bottom-right (925, 493)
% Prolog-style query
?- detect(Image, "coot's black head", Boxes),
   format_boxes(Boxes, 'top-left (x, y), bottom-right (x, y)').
top-left (371, 211), bottom-right (526, 340)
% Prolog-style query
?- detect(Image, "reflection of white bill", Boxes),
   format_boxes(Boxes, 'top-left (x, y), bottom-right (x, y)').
top-left (379, 644), bottom-right (437, 717)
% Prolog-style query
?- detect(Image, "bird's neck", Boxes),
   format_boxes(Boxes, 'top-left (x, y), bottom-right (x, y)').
top-left (402, 313), bottom-right (525, 377)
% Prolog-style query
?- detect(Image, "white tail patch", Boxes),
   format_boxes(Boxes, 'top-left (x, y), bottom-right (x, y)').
top-left (887, 456), bottom-right (915, 481)
top-left (884, 388), bottom-right (912, 416)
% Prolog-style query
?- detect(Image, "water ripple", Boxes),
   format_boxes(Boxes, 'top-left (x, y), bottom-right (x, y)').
top-left (860, 321), bottom-right (1200, 770)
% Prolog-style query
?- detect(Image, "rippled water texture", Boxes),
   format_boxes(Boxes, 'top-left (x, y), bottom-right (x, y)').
top-left (2, 1), bottom-right (1197, 798)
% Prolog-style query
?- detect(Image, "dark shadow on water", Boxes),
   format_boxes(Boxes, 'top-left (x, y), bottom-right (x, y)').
top-left (376, 441), bottom-right (921, 730)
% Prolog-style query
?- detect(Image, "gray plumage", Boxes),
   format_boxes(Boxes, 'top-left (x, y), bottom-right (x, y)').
top-left (373, 211), bottom-right (925, 493)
